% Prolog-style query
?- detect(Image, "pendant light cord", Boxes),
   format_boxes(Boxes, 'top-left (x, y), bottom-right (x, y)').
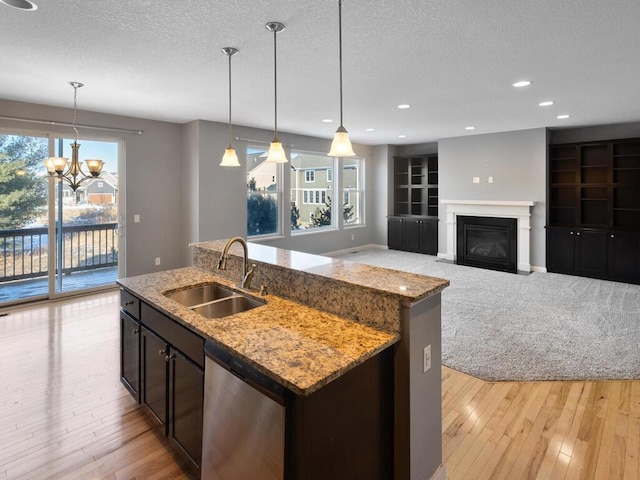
top-left (72, 83), bottom-right (79, 143)
top-left (273, 26), bottom-right (279, 139)
top-left (338, 0), bottom-right (344, 127)
top-left (227, 52), bottom-right (233, 147)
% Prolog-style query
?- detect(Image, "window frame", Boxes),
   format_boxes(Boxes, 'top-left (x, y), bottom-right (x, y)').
top-left (246, 145), bottom-right (283, 239)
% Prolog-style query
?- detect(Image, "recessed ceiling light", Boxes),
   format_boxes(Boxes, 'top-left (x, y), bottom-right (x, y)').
top-left (0, 0), bottom-right (37, 10)
top-left (539, 101), bottom-right (554, 107)
top-left (557, 114), bottom-right (570, 119)
top-left (397, 104), bottom-right (411, 109)
top-left (398, 135), bottom-right (407, 139)
top-left (465, 126), bottom-right (476, 130)
top-left (322, 119), bottom-right (333, 123)
top-left (512, 80), bottom-right (532, 88)
top-left (365, 128), bottom-right (374, 132)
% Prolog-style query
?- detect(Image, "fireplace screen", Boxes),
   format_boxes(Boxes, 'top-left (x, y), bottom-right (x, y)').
top-left (456, 216), bottom-right (517, 273)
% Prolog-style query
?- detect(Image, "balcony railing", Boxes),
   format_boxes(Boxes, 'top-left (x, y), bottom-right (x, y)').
top-left (0, 223), bottom-right (118, 282)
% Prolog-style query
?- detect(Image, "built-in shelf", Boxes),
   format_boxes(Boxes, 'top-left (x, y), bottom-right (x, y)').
top-left (389, 154), bottom-right (439, 254)
top-left (547, 138), bottom-right (640, 284)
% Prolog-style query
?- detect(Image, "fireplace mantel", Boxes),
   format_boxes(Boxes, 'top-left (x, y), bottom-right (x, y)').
top-left (440, 200), bottom-right (535, 272)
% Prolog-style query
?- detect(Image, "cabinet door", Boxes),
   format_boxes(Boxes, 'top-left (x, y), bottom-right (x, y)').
top-left (387, 217), bottom-right (404, 250)
top-left (418, 220), bottom-right (438, 255)
top-left (546, 228), bottom-right (575, 274)
top-left (609, 231), bottom-right (640, 284)
top-left (575, 229), bottom-right (608, 278)
top-left (120, 311), bottom-right (140, 401)
top-left (169, 349), bottom-right (204, 469)
top-left (141, 326), bottom-right (169, 431)
top-left (402, 218), bottom-right (421, 252)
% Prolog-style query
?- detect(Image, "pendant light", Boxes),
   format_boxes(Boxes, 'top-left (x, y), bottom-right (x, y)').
top-left (328, 0), bottom-right (356, 157)
top-left (220, 46), bottom-right (241, 167)
top-left (265, 21), bottom-right (288, 163)
top-left (44, 82), bottom-right (105, 191)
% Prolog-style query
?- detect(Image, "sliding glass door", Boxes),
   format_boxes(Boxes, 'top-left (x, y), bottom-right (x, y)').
top-left (0, 132), bottom-right (121, 306)
top-left (0, 133), bottom-right (50, 304)
top-left (51, 137), bottom-right (119, 296)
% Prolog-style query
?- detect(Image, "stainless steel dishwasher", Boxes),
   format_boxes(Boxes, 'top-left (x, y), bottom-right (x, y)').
top-left (201, 341), bottom-right (286, 480)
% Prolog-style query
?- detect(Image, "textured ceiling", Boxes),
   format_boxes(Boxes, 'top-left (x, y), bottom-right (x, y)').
top-left (1, 0), bottom-right (640, 145)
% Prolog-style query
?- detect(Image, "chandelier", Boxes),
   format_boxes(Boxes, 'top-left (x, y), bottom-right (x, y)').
top-left (44, 82), bottom-right (104, 191)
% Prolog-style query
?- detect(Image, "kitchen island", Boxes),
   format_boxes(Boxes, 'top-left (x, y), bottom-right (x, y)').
top-left (118, 240), bottom-right (449, 480)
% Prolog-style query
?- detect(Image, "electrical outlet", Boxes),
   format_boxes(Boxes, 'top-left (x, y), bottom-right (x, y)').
top-left (134, 214), bottom-right (140, 223)
top-left (473, 176), bottom-right (480, 184)
top-left (423, 344), bottom-right (431, 373)
top-left (488, 176), bottom-right (494, 183)
top-left (351, 234), bottom-right (355, 241)
top-left (155, 257), bottom-right (161, 266)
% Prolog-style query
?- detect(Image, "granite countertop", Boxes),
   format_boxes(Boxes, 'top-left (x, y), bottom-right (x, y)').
top-left (193, 240), bottom-right (450, 303)
top-left (118, 267), bottom-right (400, 396)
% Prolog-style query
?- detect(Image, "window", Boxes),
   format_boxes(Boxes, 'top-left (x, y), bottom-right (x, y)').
top-left (291, 152), bottom-right (334, 231)
top-left (305, 170), bottom-right (315, 183)
top-left (247, 146), bottom-right (279, 237)
top-left (302, 189), bottom-right (327, 205)
top-left (343, 158), bottom-right (364, 226)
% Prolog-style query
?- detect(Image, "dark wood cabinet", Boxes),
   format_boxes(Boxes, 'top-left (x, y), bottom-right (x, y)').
top-left (287, 348), bottom-right (393, 479)
top-left (547, 138), bottom-right (640, 283)
top-left (120, 311), bottom-right (140, 401)
top-left (169, 349), bottom-right (204, 467)
top-left (389, 154), bottom-right (438, 255)
top-left (121, 290), bottom-right (204, 474)
top-left (388, 216), bottom-right (438, 255)
top-left (141, 326), bottom-right (169, 428)
top-left (387, 216), bottom-right (404, 250)
top-left (120, 288), bottom-right (141, 401)
top-left (609, 231), bottom-right (640, 283)
top-left (547, 227), bottom-right (639, 282)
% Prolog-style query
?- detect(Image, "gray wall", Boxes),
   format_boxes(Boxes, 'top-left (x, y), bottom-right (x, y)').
top-left (184, 120), bottom-right (382, 256)
top-left (550, 121), bottom-right (640, 144)
top-left (370, 144), bottom-right (392, 246)
top-left (1, 99), bottom-right (386, 278)
top-left (0, 99), bottom-right (185, 277)
top-left (438, 128), bottom-right (548, 269)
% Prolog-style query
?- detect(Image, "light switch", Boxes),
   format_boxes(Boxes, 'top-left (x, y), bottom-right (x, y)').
top-left (134, 214), bottom-right (140, 223)
top-left (473, 177), bottom-right (480, 184)
top-left (488, 176), bottom-right (494, 183)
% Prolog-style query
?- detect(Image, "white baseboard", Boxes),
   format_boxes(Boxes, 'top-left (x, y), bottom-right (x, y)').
top-left (532, 265), bottom-right (547, 273)
top-left (323, 243), bottom-right (387, 257)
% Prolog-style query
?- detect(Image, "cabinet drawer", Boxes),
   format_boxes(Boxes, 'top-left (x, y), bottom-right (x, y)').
top-left (141, 303), bottom-right (205, 368)
top-left (121, 289), bottom-right (140, 320)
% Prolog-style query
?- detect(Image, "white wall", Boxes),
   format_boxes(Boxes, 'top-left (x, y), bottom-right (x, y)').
top-left (438, 128), bottom-right (548, 269)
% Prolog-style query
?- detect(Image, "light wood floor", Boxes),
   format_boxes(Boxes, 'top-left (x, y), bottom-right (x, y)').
top-left (1, 291), bottom-right (638, 479)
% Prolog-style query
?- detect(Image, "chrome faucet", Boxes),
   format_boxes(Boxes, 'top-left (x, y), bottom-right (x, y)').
top-left (217, 237), bottom-right (257, 290)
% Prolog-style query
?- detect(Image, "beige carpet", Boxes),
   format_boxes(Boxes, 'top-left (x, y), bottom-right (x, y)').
top-left (335, 247), bottom-right (640, 381)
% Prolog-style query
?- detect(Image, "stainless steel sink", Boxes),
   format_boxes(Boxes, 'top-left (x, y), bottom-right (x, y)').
top-left (164, 283), bottom-right (265, 318)
top-left (164, 283), bottom-right (236, 308)
top-left (193, 295), bottom-right (265, 319)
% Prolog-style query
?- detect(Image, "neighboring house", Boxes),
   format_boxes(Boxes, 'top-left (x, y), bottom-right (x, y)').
top-left (62, 172), bottom-right (118, 205)
top-left (290, 154), bottom-right (360, 226)
top-left (247, 153), bottom-right (276, 192)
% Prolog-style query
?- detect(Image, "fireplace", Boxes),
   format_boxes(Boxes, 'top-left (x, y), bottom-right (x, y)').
top-left (441, 200), bottom-right (535, 273)
top-left (456, 216), bottom-right (517, 273)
